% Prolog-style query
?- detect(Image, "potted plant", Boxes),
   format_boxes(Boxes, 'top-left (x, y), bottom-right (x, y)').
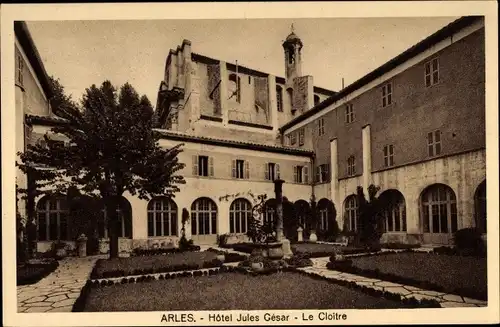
top-left (327, 250), bottom-right (353, 270)
top-left (53, 241), bottom-right (69, 259)
top-left (248, 254), bottom-right (265, 272)
top-left (216, 250), bottom-right (226, 263)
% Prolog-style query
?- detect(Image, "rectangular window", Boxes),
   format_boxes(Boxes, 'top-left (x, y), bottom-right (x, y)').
top-left (17, 54), bottom-right (24, 85)
top-left (316, 164), bottom-right (330, 183)
top-left (265, 162), bottom-right (279, 181)
top-left (298, 128), bottom-right (305, 146)
top-left (382, 82), bottom-right (392, 107)
top-left (345, 104), bottom-right (354, 123)
top-left (425, 58), bottom-right (439, 87)
top-left (427, 130), bottom-right (442, 157)
top-left (294, 165), bottom-right (309, 184)
top-left (277, 87), bottom-right (283, 112)
top-left (193, 155), bottom-right (213, 177)
top-left (383, 144), bottom-right (394, 167)
top-left (347, 156), bottom-right (356, 176)
top-left (233, 159), bottom-right (245, 179)
top-left (318, 118), bottom-right (325, 136)
top-left (290, 133), bottom-right (297, 145)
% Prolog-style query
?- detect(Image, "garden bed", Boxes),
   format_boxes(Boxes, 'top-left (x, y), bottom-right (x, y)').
top-left (90, 250), bottom-right (246, 279)
top-left (17, 260), bottom-right (59, 286)
top-left (78, 269), bottom-right (435, 311)
top-left (327, 252), bottom-right (487, 301)
top-left (291, 242), bottom-right (370, 257)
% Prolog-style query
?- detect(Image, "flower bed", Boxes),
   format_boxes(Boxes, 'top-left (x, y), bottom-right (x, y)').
top-left (291, 242), bottom-right (372, 258)
top-left (326, 252), bottom-right (487, 301)
top-left (76, 267), bottom-right (439, 311)
top-left (380, 243), bottom-right (421, 250)
top-left (17, 260), bottom-right (59, 286)
top-left (205, 248), bottom-right (248, 262)
top-left (132, 245), bottom-right (201, 256)
top-left (90, 250), bottom-right (220, 279)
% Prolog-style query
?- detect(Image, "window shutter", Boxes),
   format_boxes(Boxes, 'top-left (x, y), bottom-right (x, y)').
top-left (244, 161), bottom-right (250, 179)
top-left (304, 166), bottom-right (309, 184)
top-left (209, 157), bottom-right (214, 176)
top-left (264, 163), bottom-right (269, 180)
top-left (293, 166), bottom-right (297, 183)
top-left (276, 163), bottom-right (280, 179)
top-left (231, 160), bottom-right (236, 178)
top-left (192, 155), bottom-right (198, 176)
top-left (315, 167), bottom-right (320, 183)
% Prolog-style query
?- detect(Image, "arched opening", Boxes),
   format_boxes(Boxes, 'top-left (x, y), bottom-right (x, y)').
top-left (229, 198), bottom-right (252, 234)
top-left (379, 190), bottom-right (407, 233)
top-left (474, 180), bottom-right (486, 233)
top-left (343, 195), bottom-right (358, 232)
top-left (317, 198), bottom-right (337, 241)
top-left (147, 197), bottom-right (178, 237)
top-left (420, 184), bottom-right (458, 244)
top-left (191, 197), bottom-right (218, 244)
top-left (36, 195), bottom-right (69, 241)
top-left (98, 197), bottom-right (133, 239)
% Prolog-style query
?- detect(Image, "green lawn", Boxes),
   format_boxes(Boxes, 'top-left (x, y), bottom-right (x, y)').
top-left (350, 252), bottom-right (487, 300)
top-left (83, 272), bottom-right (407, 311)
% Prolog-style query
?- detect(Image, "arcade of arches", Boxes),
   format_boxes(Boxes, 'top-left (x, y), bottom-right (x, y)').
top-left (32, 181), bottom-right (487, 248)
top-left (341, 182), bottom-right (487, 245)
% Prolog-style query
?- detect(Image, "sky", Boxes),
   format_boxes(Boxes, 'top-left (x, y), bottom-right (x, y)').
top-left (27, 17), bottom-right (457, 106)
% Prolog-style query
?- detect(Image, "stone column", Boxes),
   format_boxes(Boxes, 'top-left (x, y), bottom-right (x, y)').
top-left (274, 179), bottom-right (292, 257)
top-left (362, 124), bottom-right (372, 197)
top-left (329, 137), bottom-right (339, 213)
top-left (217, 200), bottom-right (230, 236)
top-left (274, 179), bottom-right (285, 241)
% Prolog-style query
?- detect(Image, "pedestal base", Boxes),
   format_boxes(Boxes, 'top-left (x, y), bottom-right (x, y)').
top-left (281, 238), bottom-right (293, 258)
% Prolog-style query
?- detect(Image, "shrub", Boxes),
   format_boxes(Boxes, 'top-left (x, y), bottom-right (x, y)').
top-left (217, 234), bottom-right (230, 247)
top-left (17, 261), bottom-right (59, 286)
top-left (453, 228), bottom-right (486, 256)
top-left (286, 254), bottom-right (313, 268)
top-left (380, 243), bottom-right (421, 250)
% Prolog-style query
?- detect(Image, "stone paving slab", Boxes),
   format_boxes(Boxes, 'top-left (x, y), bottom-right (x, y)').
top-left (298, 257), bottom-right (487, 308)
top-left (17, 255), bottom-right (103, 313)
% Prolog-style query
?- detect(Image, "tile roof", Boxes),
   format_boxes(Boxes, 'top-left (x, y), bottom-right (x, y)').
top-left (24, 114), bottom-right (314, 158)
top-left (14, 22), bottom-right (53, 99)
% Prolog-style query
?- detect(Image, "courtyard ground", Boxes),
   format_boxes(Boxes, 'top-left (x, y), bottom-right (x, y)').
top-left (82, 271), bottom-right (407, 311)
top-left (17, 246), bottom-right (487, 312)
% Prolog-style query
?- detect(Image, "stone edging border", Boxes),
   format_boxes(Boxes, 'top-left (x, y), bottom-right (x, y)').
top-left (325, 257), bottom-right (487, 301)
top-left (293, 269), bottom-right (442, 308)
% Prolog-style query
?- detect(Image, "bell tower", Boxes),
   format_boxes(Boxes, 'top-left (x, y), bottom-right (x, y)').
top-left (282, 24), bottom-right (303, 84)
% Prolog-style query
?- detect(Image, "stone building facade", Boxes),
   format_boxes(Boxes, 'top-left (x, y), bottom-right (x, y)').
top-left (281, 16), bottom-right (486, 245)
top-left (18, 17), bottom-right (487, 253)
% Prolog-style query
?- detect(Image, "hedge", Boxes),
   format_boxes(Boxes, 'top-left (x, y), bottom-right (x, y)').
top-left (17, 261), bottom-right (59, 286)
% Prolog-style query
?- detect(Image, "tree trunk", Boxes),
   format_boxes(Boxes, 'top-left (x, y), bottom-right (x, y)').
top-left (26, 171), bottom-right (37, 259)
top-left (105, 196), bottom-right (120, 259)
